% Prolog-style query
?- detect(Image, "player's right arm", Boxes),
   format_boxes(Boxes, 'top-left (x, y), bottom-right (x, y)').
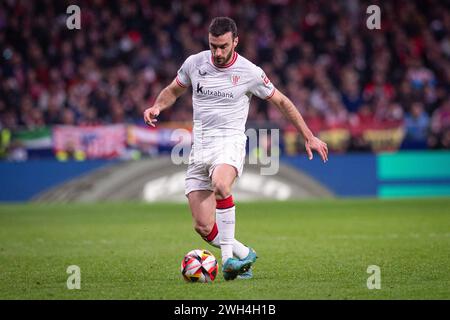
top-left (143, 79), bottom-right (187, 127)
top-left (144, 55), bottom-right (195, 127)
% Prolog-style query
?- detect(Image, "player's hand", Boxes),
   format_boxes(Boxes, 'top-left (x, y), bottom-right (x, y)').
top-left (143, 106), bottom-right (160, 127)
top-left (305, 136), bottom-right (328, 163)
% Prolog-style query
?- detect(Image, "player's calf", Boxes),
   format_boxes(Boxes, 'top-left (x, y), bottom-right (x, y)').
top-left (194, 222), bottom-right (215, 239)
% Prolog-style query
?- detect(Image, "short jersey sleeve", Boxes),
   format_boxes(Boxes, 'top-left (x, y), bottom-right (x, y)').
top-left (250, 66), bottom-right (276, 100)
top-left (176, 55), bottom-right (194, 88)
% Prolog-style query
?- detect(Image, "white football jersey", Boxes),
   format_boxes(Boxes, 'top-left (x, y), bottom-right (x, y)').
top-left (176, 50), bottom-right (275, 146)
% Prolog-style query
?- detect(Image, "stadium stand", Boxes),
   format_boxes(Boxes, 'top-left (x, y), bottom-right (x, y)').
top-left (0, 0), bottom-right (449, 160)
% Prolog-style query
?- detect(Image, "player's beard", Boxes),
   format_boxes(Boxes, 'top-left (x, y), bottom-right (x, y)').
top-left (214, 49), bottom-right (234, 66)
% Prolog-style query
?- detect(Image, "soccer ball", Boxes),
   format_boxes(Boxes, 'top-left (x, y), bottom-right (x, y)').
top-left (180, 249), bottom-right (218, 283)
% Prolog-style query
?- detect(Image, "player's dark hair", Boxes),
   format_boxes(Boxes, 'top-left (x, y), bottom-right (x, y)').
top-left (208, 17), bottom-right (237, 39)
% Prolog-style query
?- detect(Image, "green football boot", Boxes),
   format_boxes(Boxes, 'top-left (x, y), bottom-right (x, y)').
top-left (222, 257), bottom-right (252, 281)
top-left (243, 247), bottom-right (257, 264)
top-left (237, 268), bottom-right (253, 279)
top-left (236, 247), bottom-right (257, 279)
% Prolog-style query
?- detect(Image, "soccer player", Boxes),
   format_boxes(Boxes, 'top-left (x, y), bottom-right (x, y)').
top-left (143, 17), bottom-right (328, 280)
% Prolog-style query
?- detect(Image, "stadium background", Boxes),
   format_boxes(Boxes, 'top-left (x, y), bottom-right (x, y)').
top-left (0, 0), bottom-right (449, 300)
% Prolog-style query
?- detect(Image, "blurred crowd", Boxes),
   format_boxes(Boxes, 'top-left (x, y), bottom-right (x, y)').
top-left (0, 0), bottom-right (450, 151)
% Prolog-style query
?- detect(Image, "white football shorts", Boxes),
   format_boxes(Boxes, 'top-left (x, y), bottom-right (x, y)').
top-left (185, 136), bottom-right (247, 196)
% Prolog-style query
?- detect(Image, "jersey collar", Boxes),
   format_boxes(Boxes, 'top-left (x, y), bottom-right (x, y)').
top-left (210, 51), bottom-right (238, 69)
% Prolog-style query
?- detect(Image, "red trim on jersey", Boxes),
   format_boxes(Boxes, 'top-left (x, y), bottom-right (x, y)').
top-left (216, 195), bottom-right (235, 209)
top-left (175, 76), bottom-right (188, 88)
top-left (265, 88), bottom-right (276, 100)
top-left (204, 223), bottom-right (219, 242)
top-left (211, 52), bottom-right (238, 69)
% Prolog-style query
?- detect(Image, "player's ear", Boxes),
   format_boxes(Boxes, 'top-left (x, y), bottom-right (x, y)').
top-left (233, 36), bottom-right (239, 48)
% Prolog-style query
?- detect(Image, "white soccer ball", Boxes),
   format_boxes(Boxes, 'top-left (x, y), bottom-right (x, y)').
top-left (180, 249), bottom-right (218, 283)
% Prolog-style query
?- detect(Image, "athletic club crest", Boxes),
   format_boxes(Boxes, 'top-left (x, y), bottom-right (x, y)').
top-left (261, 72), bottom-right (271, 86)
top-left (231, 75), bottom-right (240, 86)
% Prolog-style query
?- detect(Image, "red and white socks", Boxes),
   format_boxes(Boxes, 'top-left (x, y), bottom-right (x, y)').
top-left (203, 195), bottom-right (250, 264)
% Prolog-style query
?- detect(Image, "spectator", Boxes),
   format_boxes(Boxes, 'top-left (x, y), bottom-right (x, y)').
top-left (0, 0), bottom-right (448, 154)
top-left (430, 98), bottom-right (450, 148)
top-left (402, 102), bottom-right (430, 149)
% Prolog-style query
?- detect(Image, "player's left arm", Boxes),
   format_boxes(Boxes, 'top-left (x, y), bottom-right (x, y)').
top-left (268, 89), bottom-right (328, 162)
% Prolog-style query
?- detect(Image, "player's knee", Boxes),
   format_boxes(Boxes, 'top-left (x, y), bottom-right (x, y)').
top-left (212, 180), bottom-right (231, 198)
top-left (194, 223), bottom-right (213, 238)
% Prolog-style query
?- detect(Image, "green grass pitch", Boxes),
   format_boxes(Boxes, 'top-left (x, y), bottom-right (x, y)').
top-left (0, 198), bottom-right (449, 299)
